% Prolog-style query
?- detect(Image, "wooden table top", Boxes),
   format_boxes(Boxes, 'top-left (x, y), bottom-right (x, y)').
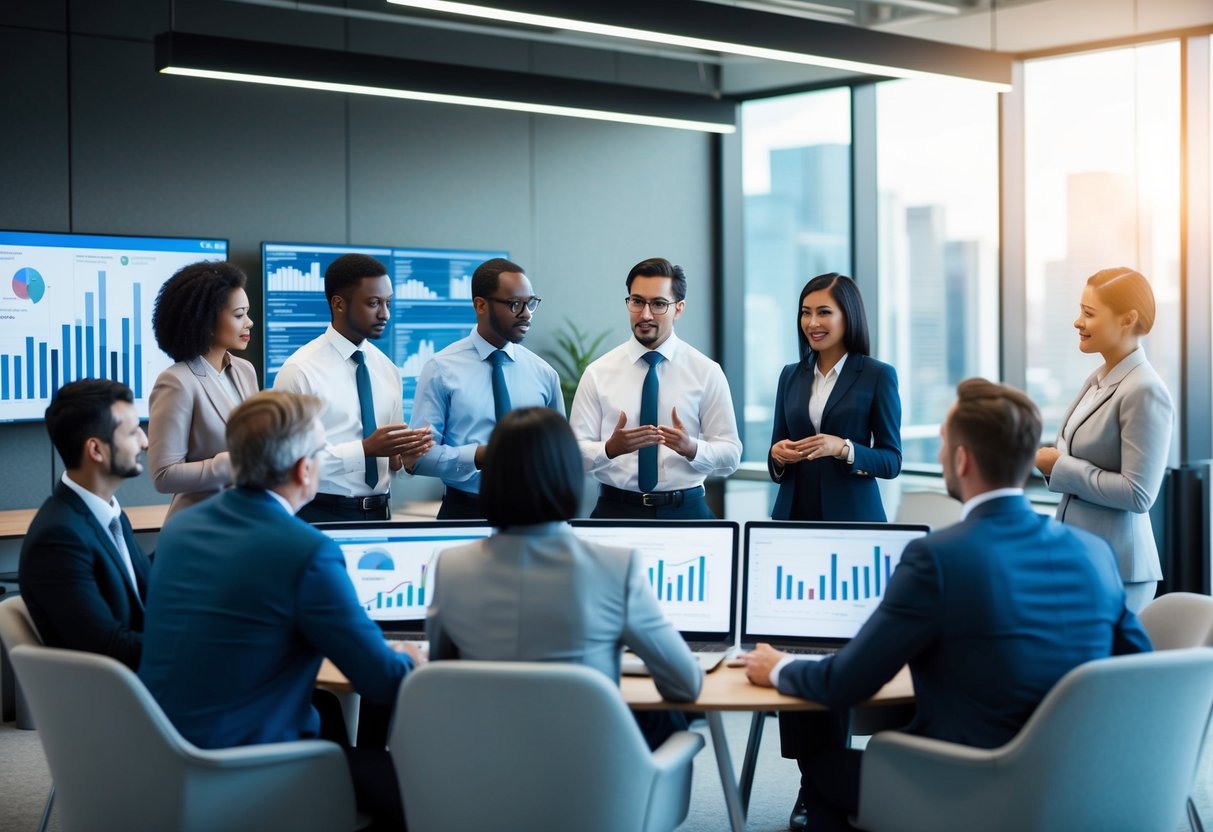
top-left (0, 504), bottom-right (170, 539)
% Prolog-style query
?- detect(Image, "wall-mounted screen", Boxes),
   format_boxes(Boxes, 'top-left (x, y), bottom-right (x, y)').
top-left (262, 242), bottom-right (507, 421)
top-left (0, 230), bottom-right (228, 423)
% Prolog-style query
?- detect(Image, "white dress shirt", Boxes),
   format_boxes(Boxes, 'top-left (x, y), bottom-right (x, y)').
top-left (809, 353), bottom-right (854, 465)
top-left (569, 332), bottom-right (742, 491)
top-left (60, 472), bottom-right (140, 597)
top-left (203, 355), bottom-right (242, 408)
top-left (273, 325), bottom-right (403, 497)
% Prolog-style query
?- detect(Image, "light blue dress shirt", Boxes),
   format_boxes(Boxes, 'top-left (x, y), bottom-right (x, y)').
top-left (411, 328), bottom-right (564, 493)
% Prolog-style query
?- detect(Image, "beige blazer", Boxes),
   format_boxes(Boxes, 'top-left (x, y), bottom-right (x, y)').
top-left (147, 355), bottom-right (259, 518)
top-left (1048, 348), bottom-right (1173, 583)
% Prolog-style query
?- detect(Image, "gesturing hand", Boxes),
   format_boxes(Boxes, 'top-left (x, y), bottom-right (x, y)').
top-left (658, 407), bottom-right (697, 460)
top-left (604, 411), bottom-right (662, 459)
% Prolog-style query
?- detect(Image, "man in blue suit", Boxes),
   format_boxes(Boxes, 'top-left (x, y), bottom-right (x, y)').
top-left (20, 379), bottom-right (151, 670)
top-left (140, 391), bottom-right (419, 830)
top-left (742, 378), bottom-right (1153, 832)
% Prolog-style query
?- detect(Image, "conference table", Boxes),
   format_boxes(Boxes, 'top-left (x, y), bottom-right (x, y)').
top-left (317, 660), bottom-right (914, 832)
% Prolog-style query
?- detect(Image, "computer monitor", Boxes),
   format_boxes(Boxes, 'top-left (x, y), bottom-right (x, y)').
top-left (569, 520), bottom-right (739, 644)
top-left (0, 229), bottom-right (228, 422)
top-left (262, 242), bottom-right (508, 420)
top-left (741, 522), bottom-right (929, 648)
top-left (317, 521), bottom-right (493, 633)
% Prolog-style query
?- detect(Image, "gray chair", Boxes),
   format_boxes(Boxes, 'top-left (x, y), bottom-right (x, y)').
top-left (390, 661), bottom-right (704, 832)
top-left (854, 648), bottom-right (1213, 832)
top-left (1140, 592), bottom-right (1213, 651)
top-left (0, 596), bottom-right (54, 832)
top-left (10, 644), bottom-right (359, 832)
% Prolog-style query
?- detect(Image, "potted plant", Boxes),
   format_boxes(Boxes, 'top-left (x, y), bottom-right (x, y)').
top-left (547, 318), bottom-right (610, 413)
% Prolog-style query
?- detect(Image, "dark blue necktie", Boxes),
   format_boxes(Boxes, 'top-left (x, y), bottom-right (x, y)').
top-left (638, 351), bottom-right (665, 493)
top-left (352, 350), bottom-right (378, 490)
top-left (489, 349), bottom-right (512, 422)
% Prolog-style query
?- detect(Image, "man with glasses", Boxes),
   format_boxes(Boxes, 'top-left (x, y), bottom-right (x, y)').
top-left (570, 257), bottom-right (741, 518)
top-left (410, 257), bottom-right (564, 519)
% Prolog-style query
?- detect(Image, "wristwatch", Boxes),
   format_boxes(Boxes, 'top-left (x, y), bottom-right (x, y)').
top-left (841, 438), bottom-right (854, 463)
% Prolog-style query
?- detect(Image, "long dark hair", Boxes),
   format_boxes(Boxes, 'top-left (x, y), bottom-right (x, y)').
top-left (796, 272), bottom-right (871, 364)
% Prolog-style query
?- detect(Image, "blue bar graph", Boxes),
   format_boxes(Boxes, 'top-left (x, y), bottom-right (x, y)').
top-left (770, 546), bottom-right (894, 603)
top-left (646, 554), bottom-right (708, 603)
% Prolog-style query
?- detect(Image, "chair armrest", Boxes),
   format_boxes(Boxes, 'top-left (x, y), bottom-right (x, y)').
top-left (650, 730), bottom-right (705, 774)
top-left (643, 730), bottom-right (705, 832)
top-left (185, 739), bottom-right (345, 770)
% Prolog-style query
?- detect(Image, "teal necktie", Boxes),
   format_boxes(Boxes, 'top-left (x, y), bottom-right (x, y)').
top-left (489, 349), bottom-right (512, 422)
top-left (638, 351), bottom-right (665, 492)
top-left (352, 350), bottom-right (378, 489)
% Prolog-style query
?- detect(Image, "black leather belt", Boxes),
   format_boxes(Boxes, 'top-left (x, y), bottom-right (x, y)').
top-left (442, 487), bottom-right (480, 507)
top-left (310, 492), bottom-right (390, 511)
top-left (598, 484), bottom-right (705, 508)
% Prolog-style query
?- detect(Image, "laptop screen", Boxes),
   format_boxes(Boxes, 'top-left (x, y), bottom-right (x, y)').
top-left (569, 520), bottom-right (739, 643)
top-left (317, 522), bottom-right (493, 632)
top-left (742, 522), bottom-right (929, 647)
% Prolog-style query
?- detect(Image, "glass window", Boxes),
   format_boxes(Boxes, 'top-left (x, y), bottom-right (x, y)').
top-left (1023, 43), bottom-right (1181, 447)
top-left (875, 79), bottom-right (1001, 467)
top-left (741, 88), bottom-right (851, 461)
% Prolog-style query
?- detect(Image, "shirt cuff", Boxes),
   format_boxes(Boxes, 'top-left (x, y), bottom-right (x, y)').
top-left (844, 438), bottom-right (855, 465)
top-left (770, 655), bottom-right (797, 689)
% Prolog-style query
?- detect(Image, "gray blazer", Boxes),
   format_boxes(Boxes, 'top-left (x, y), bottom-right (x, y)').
top-left (147, 354), bottom-right (259, 518)
top-left (1048, 348), bottom-right (1173, 583)
top-left (426, 522), bottom-right (703, 702)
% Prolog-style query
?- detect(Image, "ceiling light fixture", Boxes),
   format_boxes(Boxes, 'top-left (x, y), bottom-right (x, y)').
top-left (155, 32), bottom-right (737, 133)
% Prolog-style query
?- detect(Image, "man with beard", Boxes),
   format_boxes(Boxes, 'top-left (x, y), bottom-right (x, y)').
top-left (274, 253), bottom-right (432, 522)
top-left (570, 257), bottom-right (741, 518)
top-left (741, 378), bottom-right (1152, 832)
top-left (410, 257), bottom-right (563, 519)
top-left (19, 379), bottom-right (152, 670)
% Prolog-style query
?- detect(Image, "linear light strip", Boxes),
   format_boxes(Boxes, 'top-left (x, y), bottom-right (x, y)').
top-left (160, 67), bottom-right (736, 133)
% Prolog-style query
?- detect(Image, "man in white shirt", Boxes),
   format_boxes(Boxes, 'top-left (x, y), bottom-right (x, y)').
top-left (19, 379), bottom-right (152, 670)
top-left (274, 253), bottom-right (432, 522)
top-left (569, 257), bottom-right (741, 518)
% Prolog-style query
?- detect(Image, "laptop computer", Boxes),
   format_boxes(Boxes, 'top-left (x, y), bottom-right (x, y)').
top-left (570, 519), bottom-right (740, 673)
top-left (740, 521), bottom-right (929, 657)
top-left (317, 521), bottom-right (493, 641)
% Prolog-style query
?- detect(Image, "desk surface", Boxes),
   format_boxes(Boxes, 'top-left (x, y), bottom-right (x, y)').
top-left (316, 660), bottom-right (914, 711)
top-left (0, 504), bottom-right (171, 539)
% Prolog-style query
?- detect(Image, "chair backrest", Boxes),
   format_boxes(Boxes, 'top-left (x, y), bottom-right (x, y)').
top-left (893, 490), bottom-right (962, 529)
top-left (390, 661), bottom-right (665, 832)
top-left (0, 596), bottom-right (42, 652)
top-left (1139, 592), bottom-right (1213, 649)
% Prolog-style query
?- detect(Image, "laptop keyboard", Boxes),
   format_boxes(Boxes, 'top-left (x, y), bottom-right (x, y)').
top-left (783, 646), bottom-right (836, 656)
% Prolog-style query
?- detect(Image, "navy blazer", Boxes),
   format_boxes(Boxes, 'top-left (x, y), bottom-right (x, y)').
top-left (768, 354), bottom-right (902, 521)
top-left (138, 487), bottom-right (412, 749)
top-left (19, 482), bottom-right (150, 670)
top-left (779, 495), bottom-right (1152, 749)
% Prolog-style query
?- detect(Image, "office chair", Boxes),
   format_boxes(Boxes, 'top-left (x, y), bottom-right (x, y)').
top-left (853, 649), bottom-right (1213, 832)
top-left (9, 644), bottom-right (359, 832)
top-left (0, 596), bottom-right (54, 832)
top-left (390, 661), bottom-right (705, 832)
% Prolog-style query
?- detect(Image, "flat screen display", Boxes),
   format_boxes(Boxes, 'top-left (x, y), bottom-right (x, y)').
top-left (0, 230), bottom-right (228, 422)
top-left (262, 242), bottom-right (508, 420)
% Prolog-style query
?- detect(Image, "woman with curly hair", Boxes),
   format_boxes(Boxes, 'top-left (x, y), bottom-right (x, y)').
top-left (148, 260), bottom-right (258, 517)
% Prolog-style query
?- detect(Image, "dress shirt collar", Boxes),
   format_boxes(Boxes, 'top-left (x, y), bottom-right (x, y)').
top-left (625, 331), bottom-right (682, 365)
top-left (263, 489), bottom-right (297, 516)
top-left (323, 324), bottom-right (369, 362)
top-left (469, 327), bottom-right (516, 361)
top-left (960, 487), bottom-right (1024, 521)
top-left (813, 352), bottom-right (848, 381)
top-left (60, 471), bottom-right (122, 530)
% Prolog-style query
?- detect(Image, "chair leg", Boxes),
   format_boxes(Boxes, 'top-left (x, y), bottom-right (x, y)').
top-left (38, 784), bottom-right (54, 832)
top-left (1189, 796), bottom-right (1205, 832)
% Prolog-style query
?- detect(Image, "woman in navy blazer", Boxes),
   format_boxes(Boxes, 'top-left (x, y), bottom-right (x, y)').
top-left (768, 272), bottom-right (902, 522)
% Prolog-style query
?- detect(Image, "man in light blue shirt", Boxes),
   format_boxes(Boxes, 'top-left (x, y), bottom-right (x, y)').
top-left (410, 258), bottom-right (564, 518)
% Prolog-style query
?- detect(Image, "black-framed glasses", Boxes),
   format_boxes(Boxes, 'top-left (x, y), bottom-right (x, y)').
top-left (488, 296), bottom-right (542, 315)
top-left (626, 296), bottom-right (674, 315)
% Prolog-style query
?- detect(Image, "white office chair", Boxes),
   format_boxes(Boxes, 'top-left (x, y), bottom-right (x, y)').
top-left (892, 490), bottom-right (962, 529)
top-left (854, 649), bottom-right (1213, 832)
top-left (390, 661), bottom-right (705, 832)
top-left (10, 644), bottom-right (359, 832)
top-left (0, 596), bottom-right (54, 832)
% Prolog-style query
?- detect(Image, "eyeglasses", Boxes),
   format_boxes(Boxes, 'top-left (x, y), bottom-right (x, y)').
top-left (487, 296), bottom-right (542, 315)
top-left (625, 296), bottom-right (675, 315)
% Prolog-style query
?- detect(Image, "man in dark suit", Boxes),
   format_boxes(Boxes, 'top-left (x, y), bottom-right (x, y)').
top-left (139, 390), bottom-right (419, 830)
top-left (742, 377), bottom-right (1153, 832)
top-left (20, 379), bottom-right (151, 670)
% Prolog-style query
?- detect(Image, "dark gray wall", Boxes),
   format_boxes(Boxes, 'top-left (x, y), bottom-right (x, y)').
top-left (0, 1), bottom-right (717, 510)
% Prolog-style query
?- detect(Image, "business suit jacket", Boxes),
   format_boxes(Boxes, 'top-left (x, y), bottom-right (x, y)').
top-left (1048, 349), bottom-right (1172, 583)
top-left (18, 482), bottom-right (150, 670)
top-left (778, 495), bottom-right (1152, 749)
top-left (427, 522), bottom-right (703, 703)
top-left (768, 354), bottom-right (902, 521)
top-left (147, 354), bottom-right (258, 518)
top-left (138, 487), bottom-right (412, 749)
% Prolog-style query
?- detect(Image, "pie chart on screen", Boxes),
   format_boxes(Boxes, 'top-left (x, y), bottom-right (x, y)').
top-left (13, 268), bottom-right (46, 303)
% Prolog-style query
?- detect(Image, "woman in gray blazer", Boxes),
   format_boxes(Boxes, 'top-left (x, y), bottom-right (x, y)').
top-left (1035, 267), bottom-right (1173, 612)
top-left (427, 407), bottom-right (703, 746)
top-left (148, 261), bottom-right (258, 518)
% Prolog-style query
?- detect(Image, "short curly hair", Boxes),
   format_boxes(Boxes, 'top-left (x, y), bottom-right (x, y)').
top-left (152, 261), bottom-right (248, 362)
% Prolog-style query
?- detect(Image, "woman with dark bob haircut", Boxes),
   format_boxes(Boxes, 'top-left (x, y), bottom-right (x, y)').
top-left (1035, 266), bottom-right (1173, 612)
top-left (147, 260), bottom-right (258, 518)
top-left (425, 407), bottom-right (702, 747)
top-left (768, 272), bottom-right (902, 522)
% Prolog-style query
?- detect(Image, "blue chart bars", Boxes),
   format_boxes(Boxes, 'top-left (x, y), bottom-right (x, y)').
top-left (773, 546), bottom-right (892, 602)
top-left (648, 555), bottom-right (708, 603)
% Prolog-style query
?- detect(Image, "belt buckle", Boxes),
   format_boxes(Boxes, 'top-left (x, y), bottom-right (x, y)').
top-left (641, 492), bottom-right (657, 507)
top-left (360, 496), bottom-right (377, 511)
